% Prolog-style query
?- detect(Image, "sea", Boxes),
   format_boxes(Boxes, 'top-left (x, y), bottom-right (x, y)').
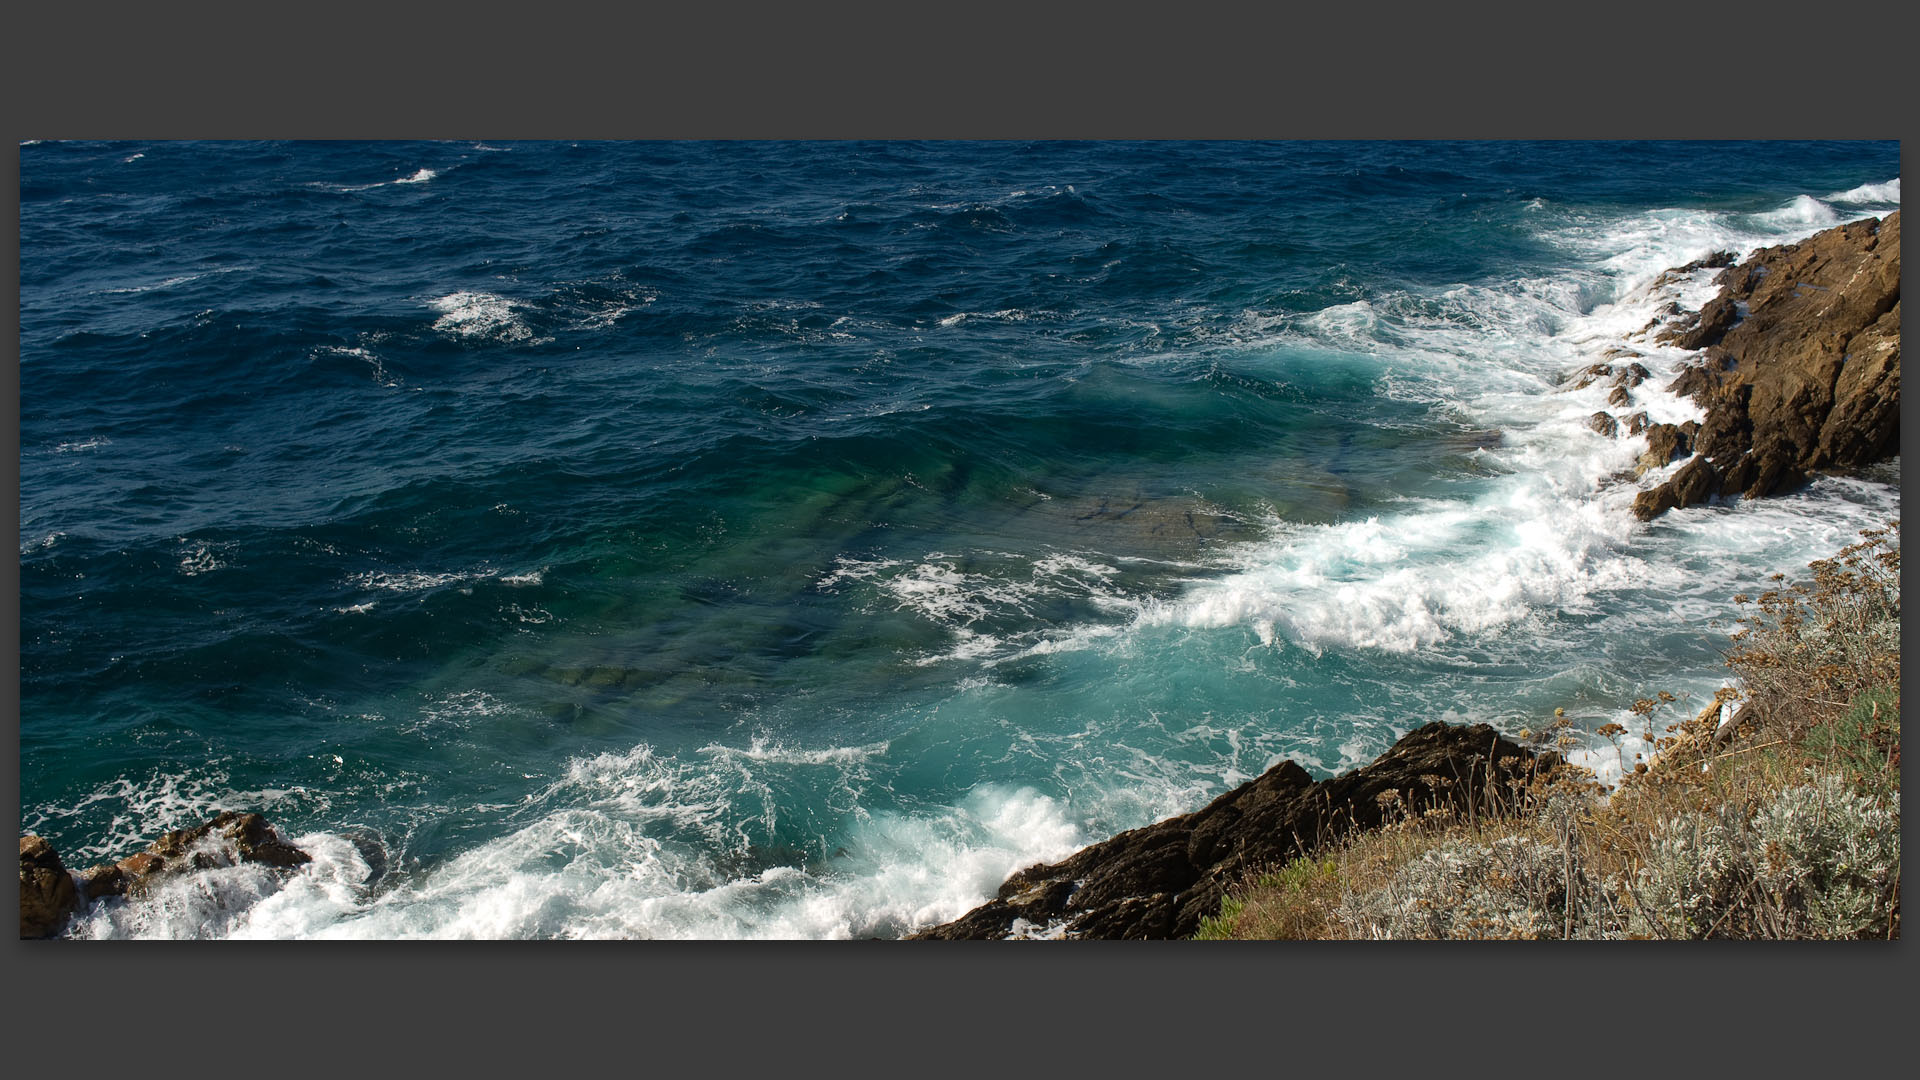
top-left (17, 140), bottom-right (1901, 939)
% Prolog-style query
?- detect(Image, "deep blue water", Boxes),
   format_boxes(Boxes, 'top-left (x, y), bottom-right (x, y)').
top-left (19, 140), bottom-right (1900, 938)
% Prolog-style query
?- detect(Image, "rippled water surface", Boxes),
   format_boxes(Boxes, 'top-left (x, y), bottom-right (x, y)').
top-left (19, 140), bottom-right (1900, 937)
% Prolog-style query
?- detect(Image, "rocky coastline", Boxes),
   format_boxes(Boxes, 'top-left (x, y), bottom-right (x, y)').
top-left (1627, 210), bottom-right (1899, 519)
top-left (914, 209), bottom-right (1902, 941)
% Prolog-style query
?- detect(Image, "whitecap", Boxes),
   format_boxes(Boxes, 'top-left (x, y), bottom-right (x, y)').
top-left (428, 291), bottom-right (537, 343)
top-left (1824, 177), bottom-right (1899, 204)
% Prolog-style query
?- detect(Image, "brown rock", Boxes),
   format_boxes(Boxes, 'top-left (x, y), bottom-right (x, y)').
top-left (1666, 362), bottom-right (1716, 401)
top-left (1588, 412), bottom-right (1619, 437)
top-left (1608, 386), bottom-right (1631, 408)
top-left (1633, 455), bottom-right (1719, 521)
top-left (20, 836), bottom-right (79, 939)
top-left (909, 723), bottom-right (1562, 940)
top-left (1649, 250), bottom-right (1737, 289)
top-left (79, 812), bottom-right (311, 903)
top-left (1664, 294), bottom-right (1741, 350)
top-left (1568, 363), bottom-right (1613, 391)
top-left (1637, 423), bottom-right (1692, 474)
top-left (1636, 212), bottom-right (1899, 521)
top-left (1624, 412), bottom-right (1651, 436)
top-left (1816, 300), bottom-right (1901, 467)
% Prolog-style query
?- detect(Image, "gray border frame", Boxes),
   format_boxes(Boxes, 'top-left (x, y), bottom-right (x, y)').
top-left (6, 2), bottom-right (1910, 1072)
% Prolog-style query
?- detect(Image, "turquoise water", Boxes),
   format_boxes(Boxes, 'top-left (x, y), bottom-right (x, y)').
top-left (18, 141), bottom-right (1900, 937)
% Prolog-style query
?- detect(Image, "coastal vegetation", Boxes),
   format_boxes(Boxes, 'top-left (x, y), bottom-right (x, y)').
top-left (1195, 522), bottom-right (1900, 940)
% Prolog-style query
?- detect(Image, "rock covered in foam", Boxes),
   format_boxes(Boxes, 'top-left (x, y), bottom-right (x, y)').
top-left (13, 812), bottom-right (321, 938)
top-left (19, 836), bottom-right (80, 939)
top-left (74, 811), bottom-right (312, 905)
top-left (908, 722), bottom-right (1562, 940)
top-left (1636, 211), bottom-right (1900, 521)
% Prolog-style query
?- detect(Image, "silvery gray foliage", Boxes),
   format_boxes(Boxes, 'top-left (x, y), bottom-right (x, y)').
top-left (1634, 773), bottom-right (1898, 939)
top-left (1750, 774), bottom-right (1899, 938)
top-left (1337, 837), bottom-right (1580, 940)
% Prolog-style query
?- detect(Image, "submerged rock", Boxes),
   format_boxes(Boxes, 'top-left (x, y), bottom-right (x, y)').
top-left (20, 836), bottom-right (80, 939)
top-left (1636, 211), bottom-right (1900, 521)
top-left (909, 722), bottom-right (1562, 940)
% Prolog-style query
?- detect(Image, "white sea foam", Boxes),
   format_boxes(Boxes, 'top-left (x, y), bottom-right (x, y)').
top-left (308, 167), bottom-right (442, 193)
top-left (53, 734), bottom-right (1095, 940)
top-left (52, 437), bottom-right (110, 453)
top-left (707, 738), bottom-right (891, 767)
top-left (1824, 178), bottom-right (1899, 205)
top-left (349, 569), bottom-right (483, 592)
top-left (1749, 194), bottom-right (1841, 229)
top-left (21, 764), bottom-right (329, 868)
top-left (1127, 185), bottom-right (1901, 662)
top-left (428, 291), bottom-right (538, 343)
top-left (346, 565), bottom-right (548, 594)
top-left (402, 689), bottom-right (521, 735)
top-left (314, 344), bottom-right (399, 387)
top-left (569, 289), bottom-right (655, 330)
top-left (177, 542), bottom-right (228, 576)
top-left (937, 309), bottom-right (1040, 328)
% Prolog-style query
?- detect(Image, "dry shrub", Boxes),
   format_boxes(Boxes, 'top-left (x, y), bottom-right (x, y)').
top-left (1727, 520), bottom-right (1899, 749)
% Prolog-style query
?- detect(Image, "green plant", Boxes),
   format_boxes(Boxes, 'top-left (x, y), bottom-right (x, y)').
top-left (1193, 896), bottom-right (1246, 940)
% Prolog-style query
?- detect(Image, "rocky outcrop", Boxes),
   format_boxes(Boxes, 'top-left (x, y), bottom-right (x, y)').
top-left (1636, 211), bottom-right (1899, 521)
top-left (20, 837), bottom-right (80, 939)
top-left (76, 811), bottom-right (311, 903)
top-left (910, 723), bottom-right (1562, 940)
top-left (19, 812), bottom-right (311, 937)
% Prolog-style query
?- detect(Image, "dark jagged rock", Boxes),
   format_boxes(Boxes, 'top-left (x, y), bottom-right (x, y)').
top-left (75, 811), bottom-right (311, 902)
top-left (1639, 211), bottom-right (1899, 520)
top-left (1588, 412), bottom-right (1619, 438)
top-left (1624, 412), bottom-right (1652, 436)
top-left (20, 837), bottom-right (80, 939)
top-left (909, 723), bottom-right (1562, 941)
top-left (1608, 386), bottom-right (1631, 408)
